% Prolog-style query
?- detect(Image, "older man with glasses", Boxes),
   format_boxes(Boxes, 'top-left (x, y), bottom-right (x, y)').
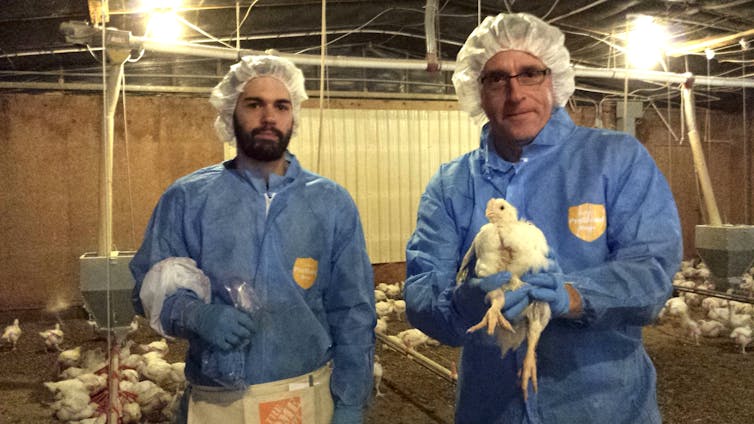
top-left (404, 12), bottom-right (682, 423)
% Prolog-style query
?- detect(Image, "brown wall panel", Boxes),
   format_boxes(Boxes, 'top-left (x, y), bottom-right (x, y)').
top-left (0, 93), bottom-right (751, 311)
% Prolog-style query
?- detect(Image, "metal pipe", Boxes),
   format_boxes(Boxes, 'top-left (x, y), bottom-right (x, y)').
top-left (572, 65), bottom-right (754, 88)
top-left (673, 284), bottom-right (754, 304)
top-left (376, 332), bottom-right (457, 384)
top-left (424, 0), bottom-right (439, 71)
top-left (0, 29), bottom-right (465, 59)
top-left (97, 62), bottom-right (123, 257)
top-left (681, 78), bottom-right (723, 226)
top-left (134, 36), bottom-right (754, 88)
top-left (0, 81), bottom-right (460, 101)
top-left (134, 36), bottom-right (452, 70)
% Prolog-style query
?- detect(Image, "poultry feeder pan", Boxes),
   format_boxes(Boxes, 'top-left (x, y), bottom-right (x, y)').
top-left (79, 251), bottom-right (136, 330)
top-left (695, 225), bottom-right (754, 292)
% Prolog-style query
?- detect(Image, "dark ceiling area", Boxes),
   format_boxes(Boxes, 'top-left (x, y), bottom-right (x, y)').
top-left (1, 1), bottom-right (754, 112)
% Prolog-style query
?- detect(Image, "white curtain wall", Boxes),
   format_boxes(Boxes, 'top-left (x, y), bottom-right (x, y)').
top-left (293, 106), bottom-right (481, 263)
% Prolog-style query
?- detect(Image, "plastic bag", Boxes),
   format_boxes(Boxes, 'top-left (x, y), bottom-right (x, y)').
top-left (202, 279), bottom-right (260, 390)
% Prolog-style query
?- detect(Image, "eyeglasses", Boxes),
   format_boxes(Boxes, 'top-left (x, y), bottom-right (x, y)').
top-left (479, 68), bottom-right (551, 89)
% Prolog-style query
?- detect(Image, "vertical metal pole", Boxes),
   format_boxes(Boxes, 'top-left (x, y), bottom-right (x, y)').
top-left (98, 63), bottom-right (124, 257)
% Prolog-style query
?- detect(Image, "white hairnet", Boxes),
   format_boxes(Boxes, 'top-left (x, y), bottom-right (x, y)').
top-left (452, 13), bottom-right (575, 124)
top-left (210, 55), bottom-right (308, 143)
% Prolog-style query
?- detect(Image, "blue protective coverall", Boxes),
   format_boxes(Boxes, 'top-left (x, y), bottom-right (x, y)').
top-left (130, 152), bottom-right (376, 420)
top-left (405, 107), bottom-right (682, 424)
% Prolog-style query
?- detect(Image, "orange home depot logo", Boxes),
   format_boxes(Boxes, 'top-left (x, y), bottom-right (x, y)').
top-left (568, 203), bottom-right (606, 242)
top-left (292, 257), bottom-right (318, 289)
top-left (259, 396), bottom-right (303, 423)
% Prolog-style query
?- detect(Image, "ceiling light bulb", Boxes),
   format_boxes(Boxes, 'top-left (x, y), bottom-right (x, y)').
top-left (625, 16), bottom-right (669, 69)
top-left (145, 10), bottom-right (182, 41)
top-left (705, 49), bottom-right (715, 60)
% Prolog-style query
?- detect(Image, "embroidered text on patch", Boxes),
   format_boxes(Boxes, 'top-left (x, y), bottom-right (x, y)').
top-left (568, 203), bottom-right (606, 242)
top-left (292, 257), bottom-right (318, 289)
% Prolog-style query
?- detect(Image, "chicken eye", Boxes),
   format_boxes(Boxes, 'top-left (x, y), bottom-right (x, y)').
top-left (499, 206), bottom-right (505, 210)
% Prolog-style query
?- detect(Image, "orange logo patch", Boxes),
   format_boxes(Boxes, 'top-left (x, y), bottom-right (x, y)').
top-left (259, 396), bottom-right (303, 423)
top-left (292, 257), bottom-right (318, 289)
top-left (568, 203), bottom-right (606, 242)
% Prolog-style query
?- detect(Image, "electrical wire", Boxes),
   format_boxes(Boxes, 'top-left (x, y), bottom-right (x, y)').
top-left (234, 0), bottom-right (260, 41)
top-left (542, 0), bottom-right (561, 20)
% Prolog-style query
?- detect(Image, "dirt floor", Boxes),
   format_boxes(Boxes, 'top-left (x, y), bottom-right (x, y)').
top-left (2, 259), bottom-right (754, 424)
top-left (1, 307), bottom-right (753, 424)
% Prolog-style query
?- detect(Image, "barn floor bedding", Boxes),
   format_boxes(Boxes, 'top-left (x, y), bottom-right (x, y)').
top-left (0, 308), bottom-right (752, 424)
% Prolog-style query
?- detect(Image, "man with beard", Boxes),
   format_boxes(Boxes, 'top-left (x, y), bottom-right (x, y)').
top-left (130, 55), bottom-right (375, 424)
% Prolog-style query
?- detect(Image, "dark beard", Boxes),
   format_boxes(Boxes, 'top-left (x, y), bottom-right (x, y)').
top-left (233, 115), bottom-right (292, 162)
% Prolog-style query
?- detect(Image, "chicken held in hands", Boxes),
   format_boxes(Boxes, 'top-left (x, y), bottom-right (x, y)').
top-left (456, 198), bottom-right (552, 401)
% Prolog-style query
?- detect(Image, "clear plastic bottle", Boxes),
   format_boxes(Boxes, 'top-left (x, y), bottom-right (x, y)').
top-left (201, 279), bottom-right (259, 390)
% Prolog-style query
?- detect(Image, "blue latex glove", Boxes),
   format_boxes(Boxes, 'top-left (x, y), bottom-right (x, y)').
top-left (453, 271), bottom-right (533, 325)
top-left (185, 303), bottom-right (256, 351)
top-left (524, 273), bottom-right (570, 317)
top-left (474, 271), bottom-right (512, 292)
top-left (331, 405), bottom-right (363, 424)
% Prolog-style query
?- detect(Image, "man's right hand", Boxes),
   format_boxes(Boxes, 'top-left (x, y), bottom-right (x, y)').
top-left (187, 304), bottom-right (256, 351)
top-left (454, 271), bottom-right (533, 324)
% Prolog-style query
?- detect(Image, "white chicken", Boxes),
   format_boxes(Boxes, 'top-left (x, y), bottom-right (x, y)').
top-left (730, 325), bottom-right (752, 354)
top-left (39, 323), bottom-right (64, 351)
top-left (658, 296), bottom-right (689, 321)
top-left (385, 284), bottom-right (402, 299)
top-left (680, 315), bottom-right (701, 345)
top-left (373, 354), bottom-right (384, 397)
top-left (375, 300), bottom-right (394, 320)
top-left (139, 351), bottom-right (186, 392)
top-left (122, 401), bottom-right (142, 424)
top-left (729, 301), bottom-right (754, 315)
top-left (701, 296), bottom-right (727, 312)
top-left (1, 318), bottom-right (22, 350)
top-left (397, 328), bottom-right (430, 350)
top-left (139, 338), bottom-right (169, 357)
top-left (43, 378), bottom-right (98, 421)
top-left (119, 378), bottom-right (173, 421)
top-left (58, 346), bottom-right (82, 371)
top-left (456, 198), bottom-right (551, 401)
top-left (698, 319), bottom-right (726, 338)
top-left (374, 317), bottom-right (388, 335)
top-left (80, 347), bottom-right (107, 372)
top-left (391, 299), bottom-right (406, 321)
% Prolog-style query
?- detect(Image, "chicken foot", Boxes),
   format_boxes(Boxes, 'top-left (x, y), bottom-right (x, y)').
top-left (467, 288), bottom-right (515, 335)
top-left (519, 310), bottom-right (546, 402)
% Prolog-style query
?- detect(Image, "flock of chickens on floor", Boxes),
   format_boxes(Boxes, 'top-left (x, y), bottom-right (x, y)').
top-left (372, 281), bottom-right (444, 397)
top-left (2, 262), bottom-right (753, 423)
top-left (1, 318), bottom-right (183, 423)
top-left (659, 260), bottom-right (754, 354)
